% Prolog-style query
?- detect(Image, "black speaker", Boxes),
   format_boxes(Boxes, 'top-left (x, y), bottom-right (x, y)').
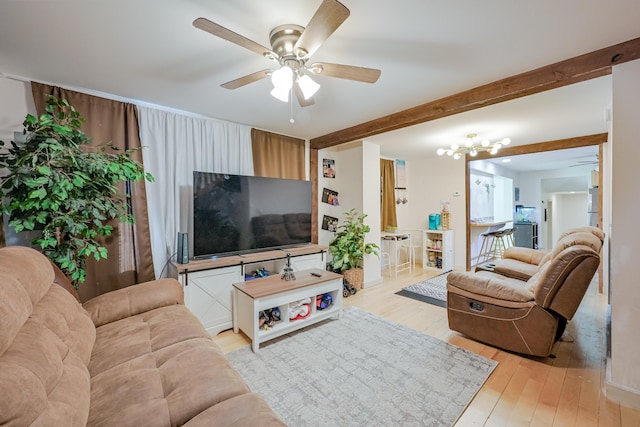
top-left (177, 232), bottom-right (189, 264)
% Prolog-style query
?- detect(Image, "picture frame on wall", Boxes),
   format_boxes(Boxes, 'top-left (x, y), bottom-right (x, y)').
top-left (321, 188), bottom-right (339, 206)
top-left (323, 158), bottom-right (336, 178)
top-left (322, 215), bottom-right (339, 232)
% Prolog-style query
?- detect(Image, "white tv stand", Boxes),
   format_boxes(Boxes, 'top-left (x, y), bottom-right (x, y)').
top-left (169, 245), bottom-right (327, 336)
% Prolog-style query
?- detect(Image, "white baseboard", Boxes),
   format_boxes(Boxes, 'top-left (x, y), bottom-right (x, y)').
top-left (363, 277), bottom-right (384, 288)
top-left (606, 358), bottom-right (640, 409)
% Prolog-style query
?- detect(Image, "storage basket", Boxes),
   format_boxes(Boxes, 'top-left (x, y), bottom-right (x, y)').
top-left (342, 268), bottom-right (364, 291)
top-left (440, 211), bottom-right (450, 230)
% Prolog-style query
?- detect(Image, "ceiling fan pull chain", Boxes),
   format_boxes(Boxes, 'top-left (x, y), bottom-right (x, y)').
top-left (290, 90), bottom-right (295, 124)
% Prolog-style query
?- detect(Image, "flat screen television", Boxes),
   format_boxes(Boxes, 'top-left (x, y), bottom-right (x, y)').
top-left (193, 171), bottom-right (313, 258)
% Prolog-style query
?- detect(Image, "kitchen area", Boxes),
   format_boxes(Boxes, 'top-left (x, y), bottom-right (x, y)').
top-left (468, 153), bottom-right (598, 268)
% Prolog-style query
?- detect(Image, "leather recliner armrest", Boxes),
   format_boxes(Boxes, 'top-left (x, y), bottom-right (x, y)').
top-left (446, 271), bottom-right (534, 303)
top-left (83, 278), bottom-right (184, 327)
top-left (502, 246), bottom-right (547, 265)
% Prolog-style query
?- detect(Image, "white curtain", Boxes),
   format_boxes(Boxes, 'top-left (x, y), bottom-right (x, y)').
top-left (137, 106), bottom-right (254, 278)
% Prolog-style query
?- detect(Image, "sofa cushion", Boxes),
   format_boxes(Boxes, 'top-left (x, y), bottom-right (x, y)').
top-left (557, 226), bottom-right (604, 243)
top-left (183, 393), bottom-right (288, 426)
top-left (83, 278), bottom-right (184, 327)
top-left (88, 305), bottom-right (254, 426)
top-left (0, 246), bottom-right (95, 427)
top-left (492, 258), bottom-right (540, 281)
top-left (549, 231), bottom-right (602, 258)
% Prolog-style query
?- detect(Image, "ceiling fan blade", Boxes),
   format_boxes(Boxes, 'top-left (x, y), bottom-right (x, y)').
top-left (308, 62), bottom-right (381, 83)
top-left (293, 0), bottom-right (350, 59)
top-left (193, 17), bottom-right (277, 59)
top-left (221, 69), bottom-right (273, 89)
top-left (294, 83), bottom-right (315, 107)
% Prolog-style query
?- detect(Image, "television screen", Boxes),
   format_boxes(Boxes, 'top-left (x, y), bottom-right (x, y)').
top-left (193, 172), bottom-right (312, 258)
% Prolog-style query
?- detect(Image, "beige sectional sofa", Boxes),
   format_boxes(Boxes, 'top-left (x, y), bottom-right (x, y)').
top-left (0, 246), bottom-right (285, 426)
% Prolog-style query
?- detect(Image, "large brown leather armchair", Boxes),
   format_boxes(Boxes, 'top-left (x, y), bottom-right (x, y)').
top-left (446, 228), bottom-right (603, 357)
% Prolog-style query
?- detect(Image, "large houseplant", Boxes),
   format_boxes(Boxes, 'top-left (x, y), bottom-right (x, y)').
top-left (328, 208), bottom-right (379, 290)
top-left (0, 96), bottom-right (154, 287)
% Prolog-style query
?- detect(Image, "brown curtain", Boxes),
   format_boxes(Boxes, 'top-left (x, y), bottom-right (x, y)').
top-left (251, 128), bottom-right (305, 179)
top-left (381, 159), bottom-right (398, 231)
top-left (32, 82), bottom-right (154, 302)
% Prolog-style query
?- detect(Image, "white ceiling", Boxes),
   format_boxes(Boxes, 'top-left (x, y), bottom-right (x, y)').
top-left (1, 1), bottom-right (637, 169)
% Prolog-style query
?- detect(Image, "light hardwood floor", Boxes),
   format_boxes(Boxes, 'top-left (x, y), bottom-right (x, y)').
top-left (212, 265), bottom-right (640, 426)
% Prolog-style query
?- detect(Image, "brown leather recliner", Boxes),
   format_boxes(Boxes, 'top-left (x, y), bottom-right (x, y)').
top-left (446, 229), bottom-right (603, 357)
top-left (491, 226), bottom-right (605, 281)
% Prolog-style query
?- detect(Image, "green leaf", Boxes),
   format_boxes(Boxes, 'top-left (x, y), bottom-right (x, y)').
top-left (28, 188), bottom-right (47, 199)
top-left (37, 165), bottom-right (51, 176)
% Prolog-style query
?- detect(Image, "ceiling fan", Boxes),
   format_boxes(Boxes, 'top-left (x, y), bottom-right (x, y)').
top-left (193, 0), bottom-right (381, 107)
top-left (569, 154), bottom-right (599, 167)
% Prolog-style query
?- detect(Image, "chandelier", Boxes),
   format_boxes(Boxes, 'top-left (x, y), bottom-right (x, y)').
top-left (437, 133), bottom-right (511, 160)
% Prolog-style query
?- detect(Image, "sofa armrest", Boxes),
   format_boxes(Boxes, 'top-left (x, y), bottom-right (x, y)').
top-left (502, 246), bottom-right (546, 265)
top-left (83, 278), bottom-right (184, 327)
top-left (446, 271), bottom-right (534, 303)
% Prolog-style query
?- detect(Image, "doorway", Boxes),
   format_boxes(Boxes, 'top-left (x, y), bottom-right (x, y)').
top-left (465, 137), bottom-right (605, 270)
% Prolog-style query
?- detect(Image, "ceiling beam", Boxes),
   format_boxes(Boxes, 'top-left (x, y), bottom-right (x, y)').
top-left (310, 37), bottom-right (640, 150)
top-left (470, 132), bottom-right (608, 160)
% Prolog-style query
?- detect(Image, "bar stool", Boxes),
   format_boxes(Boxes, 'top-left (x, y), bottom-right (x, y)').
top-left (381, 233), bottom-right (411, 277)
top-left (477, 231), bottom-right (496, 264)
top-left (488, 228), bottom-right (515, 260)
top-left (400, 242), bottom-right (419, 271)
top-left (380, 251), bottom-right (392, 275)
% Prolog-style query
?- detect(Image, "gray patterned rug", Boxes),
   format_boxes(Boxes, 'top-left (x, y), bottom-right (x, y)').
top-left (227, 307), bottom-right (497, 426)
top-left (395, 271), bottom-right (451, 307)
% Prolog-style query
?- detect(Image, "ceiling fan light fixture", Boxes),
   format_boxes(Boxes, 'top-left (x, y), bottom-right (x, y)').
top-left (297, 74), bottom-right (320, 99)
top-left (270, 86), bottom-right (291, 102)
top-left (271, 66), bottom-right (294, 91)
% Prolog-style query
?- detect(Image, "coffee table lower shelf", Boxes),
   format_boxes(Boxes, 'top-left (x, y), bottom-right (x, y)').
top-left (232, 268), bottom-right (343, 352)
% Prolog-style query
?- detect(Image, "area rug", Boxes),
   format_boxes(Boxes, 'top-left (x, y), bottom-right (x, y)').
top-left (395, 271), bottom-right (452, 307)
top-left (227, 307), bottom-right (497, 426)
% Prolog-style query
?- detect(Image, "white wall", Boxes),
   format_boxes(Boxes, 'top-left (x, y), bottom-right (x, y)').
top-left (549, 192), bottom-right (588, 244)
top-left (608, 58), bottom-right (640, 406)
top-left (318, 141), bottom-right (382, 287)
top-left (516, 166), bottom-right (592, 249)
top-left (361, 141), bottom-right (382, 285)
top-left (395, 155), bottom-right (466, 270)
top-left (0, 78), bottom-right (35, 143)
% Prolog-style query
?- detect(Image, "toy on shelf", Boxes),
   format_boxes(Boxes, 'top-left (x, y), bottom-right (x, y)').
top-left (289, 298), bottom-right (311, 320)
top-left (258, 307), bottom-right (281, 330)
top-left (316, 293), bottom-right (333, 310)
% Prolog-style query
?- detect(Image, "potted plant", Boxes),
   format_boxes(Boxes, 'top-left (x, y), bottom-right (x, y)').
top-left (0, 96), bottom-right (154, 287)
top-left (328, 208), bottom-right (379, 290)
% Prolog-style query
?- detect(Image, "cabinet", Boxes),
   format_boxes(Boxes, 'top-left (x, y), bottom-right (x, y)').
top-left (422, 229), bottom-right (454, 271)
top-left (233, 269), bottom-right (343, 352)
top-left (170, 245), bottom-right (327, 336)
top-left (514, 222), bottom-right (538, 249)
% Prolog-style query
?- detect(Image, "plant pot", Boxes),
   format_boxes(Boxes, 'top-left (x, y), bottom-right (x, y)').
top-left (342, 268), bottom-right (364, 291)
